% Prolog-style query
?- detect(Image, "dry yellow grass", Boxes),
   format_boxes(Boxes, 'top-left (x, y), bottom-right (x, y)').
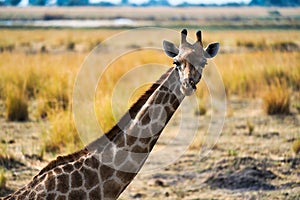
top-left (0, 51), bottom-right (85, 153)
top-left (292, 139), bottom-right (300, 155)
top-left (5, 86), bottom-right (28, 121)
top-left (42, 110), bottom-right (83, 154)
top-left (215, 50), bottom-right (300, 97)
top-left (0, 167), bottom-right (6, 190)
top-left (263, 79), bottom-right (290, 115)
top-left (189, 133), bottom-right (204, 150)
top-left (0, 28), bottom-right (299, 155)
top-left (0, 144), bottom-right (9, 190)
top-left (0, 29), bottom-right (117, 50)
top-left (95, 49), bottom-right (170, 132)
top-left (0, 52), bottom-right (84, 108)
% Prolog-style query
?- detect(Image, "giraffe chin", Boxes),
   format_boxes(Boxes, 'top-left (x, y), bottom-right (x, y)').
top-left (181, 86), bottom-right (195, 96)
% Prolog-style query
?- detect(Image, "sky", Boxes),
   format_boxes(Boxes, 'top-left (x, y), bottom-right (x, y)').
top-left (93, 0), bottom-right (252, 5)
top-left (17, 0), bottom-right (252, 6)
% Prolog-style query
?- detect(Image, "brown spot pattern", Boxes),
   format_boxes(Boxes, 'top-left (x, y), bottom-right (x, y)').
top-left (62, 164), bottom-right (74, 173)
top-left (103, 179), bottom-right (122, 199)
top-left (56, 174), bottom-right (69, 194)
top-left (71, 170), bottom-right (83, 188)
top-left (84, 156), bottom-right (99, 169)
top-left (46, 193), bottom-right (56, 200)
top-left (74, 160), bottom-right (82, 170)
top-left (56, 195), bottom-right (66, 200)
top-left (53, 167), bottom-right (62, 174)
top-left (45, 173), bottom-right (55, 192)
top-left (126, 135), bottom-right (137, 146)
top-left (82, 167), bottom-right (99, 190)
top-left (100, 165), bottom-right (115, 180)
top-left (36, 192), bottom-right (46, 199)
top-left (89, 186), bottom-right (102, 200)
top-left (68, 189), bottom-right (86, 200)
top-left (28, 191), bottom-right (36, 199)
top-left (116, 170), bottom-right (136, 183)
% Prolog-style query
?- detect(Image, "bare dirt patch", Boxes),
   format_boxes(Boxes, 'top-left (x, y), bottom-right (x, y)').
top-left (0, 97), bottom-right (299, 199)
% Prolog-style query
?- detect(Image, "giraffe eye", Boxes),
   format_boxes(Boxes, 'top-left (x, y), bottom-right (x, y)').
top-left (173, 60), bottom-right (180, 66)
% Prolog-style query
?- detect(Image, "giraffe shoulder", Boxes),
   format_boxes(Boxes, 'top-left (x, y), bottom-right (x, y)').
top-left (33, 148), bottom-right (89, 179)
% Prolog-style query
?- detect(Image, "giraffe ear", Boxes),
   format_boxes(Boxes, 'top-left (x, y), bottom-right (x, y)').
top-left (163, 40), bottom-right (179, 58)
top-left (205, 42), bottom-right (219, 58)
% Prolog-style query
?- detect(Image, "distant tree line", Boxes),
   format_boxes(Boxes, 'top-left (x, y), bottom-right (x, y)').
top-left (249, 0), bottom-right (300, 6)
top-left (3, 0), bottom-right (88, 6)
top-left (2, 0), bottom-right (300, 7)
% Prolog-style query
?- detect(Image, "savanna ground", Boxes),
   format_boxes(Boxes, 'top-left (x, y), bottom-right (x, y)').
top-left (0, 6), bottom-right (300, 200)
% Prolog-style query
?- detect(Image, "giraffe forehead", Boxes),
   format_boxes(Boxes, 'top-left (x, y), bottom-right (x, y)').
top-left (178, 45), bottom-right (204, 60)
top-left (177, 49), bottom-right (205, 65)
top-left (178, 50), bottom-right (193, 60)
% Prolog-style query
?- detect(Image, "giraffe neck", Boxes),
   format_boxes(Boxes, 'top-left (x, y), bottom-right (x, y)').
top-left (89, 66), bottom-right (184, 156)
top-left (3, 67), bottom-right (186, 200)
top-left (125, 66), bottom-right (184, 152)
top-left (86, 66), bottom-right (185, 198)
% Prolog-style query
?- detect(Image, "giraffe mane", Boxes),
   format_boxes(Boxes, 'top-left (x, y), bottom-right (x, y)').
top-left (34, 148), bottom-right (89, 179)
top-left (32, 67), bottom-right (174, 179)
top-left (128, 67), bottom-right (174, 117)
top-left (105, 67), bottom-right (174, 140)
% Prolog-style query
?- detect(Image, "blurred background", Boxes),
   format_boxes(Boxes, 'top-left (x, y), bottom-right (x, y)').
top-left (0, 1), bottom-right (299, 199)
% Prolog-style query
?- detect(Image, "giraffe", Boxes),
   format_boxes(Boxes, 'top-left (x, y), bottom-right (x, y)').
top-left (2, 29), bottom-right (219, 200)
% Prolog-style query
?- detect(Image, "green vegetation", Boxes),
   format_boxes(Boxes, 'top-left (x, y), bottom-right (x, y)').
top-left (228, 149), bottom-right (238, 157)
top-left (0, 167), bottom-right (7, 190)
top-left (292, 139), bottom-right (300, 155)
top-left (247, 120), bottom-right (255, 135)
top-left (0, 143), bottom-right (8, 161)
top-left (195, 102), bottom-right (207, 116)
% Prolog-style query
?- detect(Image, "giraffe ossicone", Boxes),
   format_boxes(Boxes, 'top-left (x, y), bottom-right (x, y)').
top-left (2, 29), bottom-right (219, 200)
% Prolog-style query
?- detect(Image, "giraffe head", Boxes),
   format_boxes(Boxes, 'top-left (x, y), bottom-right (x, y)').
top-left (163, 29), bottom-right (219, 96)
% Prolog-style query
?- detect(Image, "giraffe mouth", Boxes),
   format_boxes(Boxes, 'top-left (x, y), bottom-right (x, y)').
top-left (181, 87), bottom-right (195, 96)
top-left (191, 82), bottom-right (197, 90)
top-left (181, 79), bottom-right (196, 96)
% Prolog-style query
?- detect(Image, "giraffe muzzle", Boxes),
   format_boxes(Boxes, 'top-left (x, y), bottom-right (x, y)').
top-left (181, 78), bottom-right (196, 96)
top-left (189, 79), bottom-right (197, 90)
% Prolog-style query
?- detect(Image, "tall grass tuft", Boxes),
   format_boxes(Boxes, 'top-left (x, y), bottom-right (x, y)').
top-left (42, 111), bottom-right (83, 154)
top-left (40, 74), bottom-right (71, 112)
top-left (5, 86), bottom-right (29, 121)
top-left (46, 81), bottom-right (70, 111)
top-left (263, 79), bottom-right (290, 115)
top-left (189, 134), bottom-right (203, 150)
top-left (66, 41), bottom-right (75, 51)
top-left (0, 167), bottom-right (7, 190)
top-left (292, 139), bottom-right (300, 155)
top-left (24, 68), bottom-right (41, 99)
top-left (0, 143), bottom-right (8, 161)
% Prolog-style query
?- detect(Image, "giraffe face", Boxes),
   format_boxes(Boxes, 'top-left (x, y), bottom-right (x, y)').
top-left (163, 29), bottom-right (219, 96)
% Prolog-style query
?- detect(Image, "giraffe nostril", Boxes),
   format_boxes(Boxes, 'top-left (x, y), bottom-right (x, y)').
top-left (188, 78), bottom-right (194, 85)
top-left (188, 79), bottom-right (196, 89)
